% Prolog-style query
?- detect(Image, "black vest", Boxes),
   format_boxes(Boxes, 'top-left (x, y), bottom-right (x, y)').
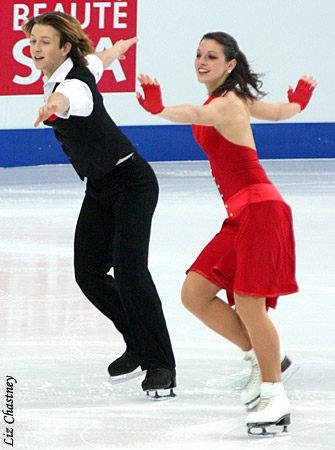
top-left (44, 65), bottom-right (136, 180)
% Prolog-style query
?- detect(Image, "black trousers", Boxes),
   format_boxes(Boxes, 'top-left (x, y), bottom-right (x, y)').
top-left (74, 152), bottom-right (175, 370)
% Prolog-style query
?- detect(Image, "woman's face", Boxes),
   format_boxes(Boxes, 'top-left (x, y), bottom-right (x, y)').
top-left (29, 24), bottom-right (70, 78)
top-left (194, 39), bottom-right (230, 92)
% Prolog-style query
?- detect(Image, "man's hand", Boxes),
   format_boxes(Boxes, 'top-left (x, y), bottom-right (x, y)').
top-left (113, 37), bottom-right (138, 60)
top-left (34, 93), bottom-right (70, 127)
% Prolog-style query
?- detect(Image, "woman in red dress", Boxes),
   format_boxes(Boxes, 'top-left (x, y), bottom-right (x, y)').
top-left (137, 32), bottom-right (316, 433)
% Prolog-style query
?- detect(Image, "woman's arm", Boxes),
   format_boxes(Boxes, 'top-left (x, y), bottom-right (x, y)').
top-left (34, 92), bottom-right (70, 127)
top-left (250, 75), bottom-right (317, 121)
top-left (136, 74), bottom-right (230, 126)
top-left (159, 102), bottom-right (230, 126)
top-left (95, 37), bottom-right (138, 69)
top-left (249, 101), bottom-right (301, 121)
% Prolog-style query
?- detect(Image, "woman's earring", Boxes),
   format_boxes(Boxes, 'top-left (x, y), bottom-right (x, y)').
top-left (228, 69), bottom-right (232, 73)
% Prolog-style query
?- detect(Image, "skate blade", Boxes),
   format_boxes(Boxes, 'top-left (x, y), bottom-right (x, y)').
top-left (109, 368), bottom-right (145, 385)
top-left (247, 424), bottom-right (290, 437)
top-left (247, 415), bottom-right (291, 437)
top-left (146, 388), bottom-right (177, 401)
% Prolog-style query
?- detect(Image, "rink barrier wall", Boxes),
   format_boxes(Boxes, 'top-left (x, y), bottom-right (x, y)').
top-left (0, 122), bottom-right (334, 167)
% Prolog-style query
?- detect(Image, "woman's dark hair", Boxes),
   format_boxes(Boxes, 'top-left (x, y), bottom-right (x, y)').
top-left (23, 11), bottom-right (95, 67)
top-left (201, 32), bottom-right (266, 100)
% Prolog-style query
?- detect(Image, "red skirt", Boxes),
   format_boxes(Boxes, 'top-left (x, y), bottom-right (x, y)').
top-left (186, 196), bottom-right (299, 310)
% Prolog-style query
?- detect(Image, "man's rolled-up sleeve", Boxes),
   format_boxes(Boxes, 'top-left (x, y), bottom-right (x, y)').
top-left (55, 79), bottom-right (94, 119)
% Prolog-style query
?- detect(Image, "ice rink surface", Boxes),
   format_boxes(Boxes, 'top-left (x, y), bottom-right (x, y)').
top-left (1, 158), bottom-right (334, 449)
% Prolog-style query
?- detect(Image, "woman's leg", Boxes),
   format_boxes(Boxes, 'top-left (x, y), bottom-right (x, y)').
top-left (181, 271), bottom-right (251, 350)
top-left (234, 293), bottom-right (281, 382)
top-left (237, 294), bottom-right (290, 430)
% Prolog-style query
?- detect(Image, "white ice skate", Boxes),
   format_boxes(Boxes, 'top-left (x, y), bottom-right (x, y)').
top-left (240, 348), bottom-right (297, 410)
top-left (246, 382), bottom-right (291, 437)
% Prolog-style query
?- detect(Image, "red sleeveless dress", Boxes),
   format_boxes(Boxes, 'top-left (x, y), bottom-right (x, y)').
top-left (187, 96), bottom-right (298, 309)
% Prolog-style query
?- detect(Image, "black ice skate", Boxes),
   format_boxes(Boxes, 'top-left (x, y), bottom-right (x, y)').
top-left (142, 368), bottom-right (176, 400)
top-left (108, 349), bottom-right (143, 384)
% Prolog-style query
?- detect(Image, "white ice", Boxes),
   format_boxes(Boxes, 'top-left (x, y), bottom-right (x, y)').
top-left (1, 159), bottom-right (334, 449)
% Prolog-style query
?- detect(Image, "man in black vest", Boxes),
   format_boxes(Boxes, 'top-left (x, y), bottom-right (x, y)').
top-left (23, 11), bottom-right (176, 398)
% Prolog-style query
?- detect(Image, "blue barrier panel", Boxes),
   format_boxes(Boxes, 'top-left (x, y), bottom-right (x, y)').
top-left (0, 123), bottom-right (334, 167)
top-left (252, 123), bottom-right (335, 159)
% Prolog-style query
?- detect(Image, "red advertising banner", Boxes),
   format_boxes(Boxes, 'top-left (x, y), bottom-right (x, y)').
top-left (0, 1), bottom-right (137, 95)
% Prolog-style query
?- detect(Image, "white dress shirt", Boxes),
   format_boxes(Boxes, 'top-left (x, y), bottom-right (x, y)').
top-left (43, 54), bottom-right (134, 166)
top-left (43, 54), bottom-right (104, 119)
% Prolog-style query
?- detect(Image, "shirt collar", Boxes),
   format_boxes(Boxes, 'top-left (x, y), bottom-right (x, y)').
top-left (43, 57), bottom-right (74, 86)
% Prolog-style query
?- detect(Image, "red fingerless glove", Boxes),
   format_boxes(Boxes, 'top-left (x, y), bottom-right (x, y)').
top-left (137, 83), bottom-right (164, 114)
top-left (287, 78), bottom-right (315, 111)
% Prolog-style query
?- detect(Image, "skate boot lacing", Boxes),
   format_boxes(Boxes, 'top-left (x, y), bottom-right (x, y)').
top-left (243, 360), bottom-right (261, 391)
top-left (253, 396), bottom-right (274, 412)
